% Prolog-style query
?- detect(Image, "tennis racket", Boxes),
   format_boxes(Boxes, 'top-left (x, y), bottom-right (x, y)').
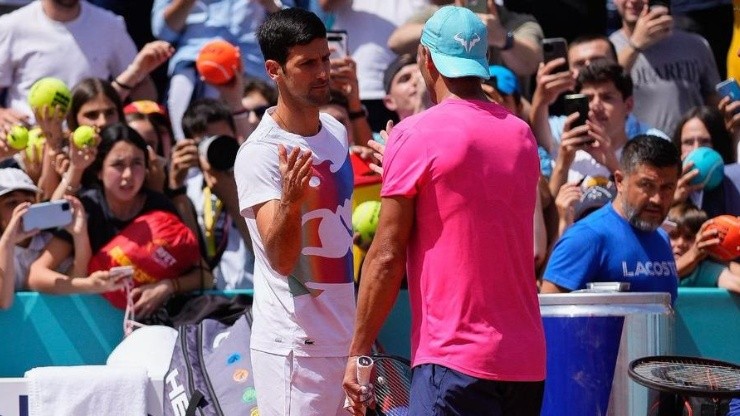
top-left (366, 354), bottom-right (412, 416)
top-left (629, 356), bottom-right (740, 399)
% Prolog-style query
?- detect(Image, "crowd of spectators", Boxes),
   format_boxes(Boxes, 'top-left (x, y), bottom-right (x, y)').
top-left (1, 0), bottom-right (739, 320)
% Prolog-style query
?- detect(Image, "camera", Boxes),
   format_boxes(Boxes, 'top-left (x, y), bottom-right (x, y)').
top-left (198, 135), bottom-right (240, 171)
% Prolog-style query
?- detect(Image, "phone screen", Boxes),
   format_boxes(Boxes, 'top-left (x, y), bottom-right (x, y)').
top-left (327, 30), bottom-right (348, 59)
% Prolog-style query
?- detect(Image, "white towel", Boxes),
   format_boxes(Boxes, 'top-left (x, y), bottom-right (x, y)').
top-left (25, 365), bottom-right (147, 416)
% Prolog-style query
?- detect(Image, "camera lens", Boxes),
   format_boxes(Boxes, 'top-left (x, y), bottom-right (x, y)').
top-left (198, 135), bottom-right (240, 171)
top-left (61, 202), bottom-right (70, 211)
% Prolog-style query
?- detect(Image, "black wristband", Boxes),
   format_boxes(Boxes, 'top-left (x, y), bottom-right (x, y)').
top-left (113, 78), bottom-right (133, 90)
top-left (348, 106), bottom-right (368, 120)
top-left (165, 186), bottom-right (187, 198)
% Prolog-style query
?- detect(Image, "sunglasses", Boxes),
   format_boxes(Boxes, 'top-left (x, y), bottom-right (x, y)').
top-left (249, 105), bottom-right (270, 119)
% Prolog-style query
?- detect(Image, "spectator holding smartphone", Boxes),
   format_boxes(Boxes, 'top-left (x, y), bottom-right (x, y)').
top-left (32, 123), bottom-right (211, 318)
top-left (0, 168), bottom-right (120, 308)
top-left (609, 0), bottom-right (721, 134)
top-left (0, 168), bottom-right (41, 309)
top-left (546, 61), bottom-right (663, 197)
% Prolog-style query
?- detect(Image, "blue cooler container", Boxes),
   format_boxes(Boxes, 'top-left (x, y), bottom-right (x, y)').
top-left (539, 292), bottom-right (673, 416)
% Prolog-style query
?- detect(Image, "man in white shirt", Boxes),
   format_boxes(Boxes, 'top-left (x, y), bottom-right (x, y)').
top-left (0, 0), bottom-right (156, 129)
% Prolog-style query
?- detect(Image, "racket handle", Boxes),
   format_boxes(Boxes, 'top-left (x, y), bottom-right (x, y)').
top-left (356, 355), bottom-right (374, 386)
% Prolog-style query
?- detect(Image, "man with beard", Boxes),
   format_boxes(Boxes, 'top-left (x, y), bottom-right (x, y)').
top-left (0, 0), bottom-right (157, 129)
top-left (542, 134), bottom-right (680, 303)
top-left (233, 8), bottom-right (355, 416)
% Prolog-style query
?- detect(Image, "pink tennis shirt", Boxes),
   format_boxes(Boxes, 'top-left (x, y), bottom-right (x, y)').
top-left (381, 98), bottom-right (546, 381)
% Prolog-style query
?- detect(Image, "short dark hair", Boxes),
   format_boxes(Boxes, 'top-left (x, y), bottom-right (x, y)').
top-left (257, 8), bottom-right (327, 66)
top-left (244, 78), bottom-right (278, 106)
top-left (384, 53), bottom-right (416, 94)
top-left (620, 134), bottom-right (682, 176)
top-left (570, 34), bottom-right (618, 63)
top-left (667, 201), bottom-right (708, 235)
top-left (576, 60), bottom-right (633, 99)
top-left (67, 78), bottom-right (124, 130)
top-left (671, 105), bottom-right (734, 164)
top-left (181, 98), bottom-right (235, 139)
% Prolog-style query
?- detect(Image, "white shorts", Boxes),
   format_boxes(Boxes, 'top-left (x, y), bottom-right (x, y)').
top-left (251, 349), bottom-right (347, 416)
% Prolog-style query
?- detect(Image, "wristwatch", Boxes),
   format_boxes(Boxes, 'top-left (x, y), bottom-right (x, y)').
top-left (501, 31), bottom-right (515, 51)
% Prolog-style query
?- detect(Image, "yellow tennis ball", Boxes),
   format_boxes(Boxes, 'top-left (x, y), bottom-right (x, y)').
top-left (352, 200), bottom-right (381, 246)
top-left (25, 128), bottom-right (45, 163)
top-left (72, 125), bottom-right (96, 149)
top-left (6, 125), bottom-right (29, 150)
top-left (27, 77), bottom-right (71, 115)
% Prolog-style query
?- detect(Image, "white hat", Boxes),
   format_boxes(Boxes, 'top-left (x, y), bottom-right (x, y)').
top-left (0, 168), bottom-right (40, 198)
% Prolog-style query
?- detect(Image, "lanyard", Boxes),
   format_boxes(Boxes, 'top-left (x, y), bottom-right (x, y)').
top-left (203, 186), bottom-right (224, 259)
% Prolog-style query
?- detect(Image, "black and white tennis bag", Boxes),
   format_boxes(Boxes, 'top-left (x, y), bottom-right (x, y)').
top-left (163, 311), bottom-right (257, 416)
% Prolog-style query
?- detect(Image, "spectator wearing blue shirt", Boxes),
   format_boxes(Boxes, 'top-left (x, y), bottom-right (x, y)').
top-left (542, 135), bottom-right (681, 303)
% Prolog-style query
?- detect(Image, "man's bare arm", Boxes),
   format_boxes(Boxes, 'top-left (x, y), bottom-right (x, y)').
top-left (253, 146), bottom-right (313, 276)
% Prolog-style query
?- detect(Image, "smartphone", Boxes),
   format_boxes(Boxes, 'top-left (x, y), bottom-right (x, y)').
top-left (22, 200), bottom-right (73, 232)
top-left (564, 93), bottom-right (590, 129)
top-left (542, 37), bottom-right (569, 74)
top-left (327, 30), bottom-right (348, 60)
top-left (717, 78), bottom-right (740, 115)
top-left (648, 0), bottom-right (671, 12)
top-left (717, 78), bottom-right (740, 101)
top-left (109, 265), bottom-right (134, 280)
top-left (463, 0), bottom-right (488, 14)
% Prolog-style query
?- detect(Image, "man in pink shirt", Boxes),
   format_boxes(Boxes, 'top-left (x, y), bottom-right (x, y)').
top-left (343, 5), bottom-right (546, 416)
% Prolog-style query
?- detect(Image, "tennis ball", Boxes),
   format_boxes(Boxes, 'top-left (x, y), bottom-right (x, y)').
top-left (72, 125), bottom-right (96, 149)
top-left (6, 125), bottom-right (29, 150)
top-left (27, 77), bottom-right (71, 115)
top-left (25, 128), bottom-right (45, 163)
top-left (684, 147), bottom-right (724, 190)
top-left (705, 215), bottom-right (740, 261)
top-left (352, 201), bottom-right (381, 247)
top-left (195, 39), bottom-right (241, 85)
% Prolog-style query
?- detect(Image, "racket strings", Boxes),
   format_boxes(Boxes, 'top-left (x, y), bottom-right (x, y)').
top-left (634, 360), bottom-right (740, 392)
top-left (372, 357), bottom-right (412, 415)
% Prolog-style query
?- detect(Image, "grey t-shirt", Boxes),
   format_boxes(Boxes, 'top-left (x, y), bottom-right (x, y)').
top-left (610, 29), bottom-right (720, 135)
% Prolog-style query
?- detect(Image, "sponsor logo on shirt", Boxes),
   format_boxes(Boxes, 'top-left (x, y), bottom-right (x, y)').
top-left (622, 261), bottom-right (677, 278)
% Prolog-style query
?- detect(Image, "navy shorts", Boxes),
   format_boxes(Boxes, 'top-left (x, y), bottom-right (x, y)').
top-left (408, 363), bottom-right (544, 416)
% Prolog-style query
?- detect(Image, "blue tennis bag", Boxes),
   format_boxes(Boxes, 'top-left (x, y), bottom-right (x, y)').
top-left (163, 310), bottom-right (257, 416)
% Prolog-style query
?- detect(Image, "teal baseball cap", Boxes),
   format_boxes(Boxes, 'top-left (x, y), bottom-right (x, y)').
top-left (420, 6), bottom-right (490, 80)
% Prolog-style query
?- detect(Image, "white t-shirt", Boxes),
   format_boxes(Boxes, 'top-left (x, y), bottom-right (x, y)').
top-left (234, 109), bottom-right (355, 357)
top-left (0, 1), bottom-right (137, 117)
top-left (329, 0), bottom-right (428, 100)
top-left (14, 232), bottom-right (71, 290)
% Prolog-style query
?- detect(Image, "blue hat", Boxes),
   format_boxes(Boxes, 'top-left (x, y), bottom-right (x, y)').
top-left (488, 65), bottom-right (519, 95)
top-left (420, 6), bottom-right (490, 80)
